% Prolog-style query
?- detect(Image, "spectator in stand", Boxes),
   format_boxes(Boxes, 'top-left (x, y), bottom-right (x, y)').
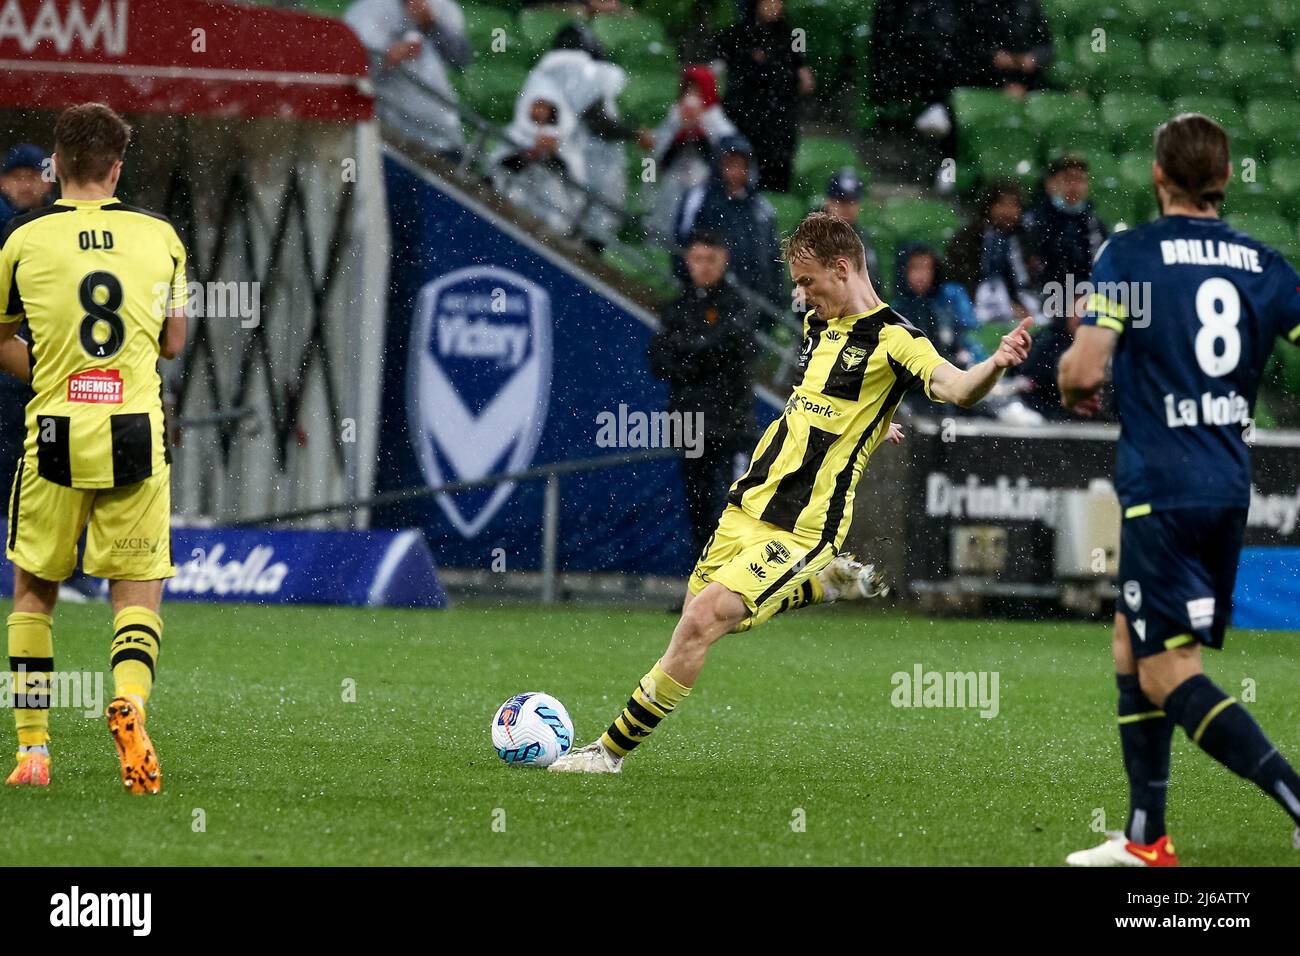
top-left (345, 0), bottom-right (470, 160)
top-left (488, 82), bottom-right (587, 234)
top-left (527, 26), bottom-right (654, 250)
top-left (892, 243), bottom-right (979, 368)
top-left (1024, 154), bottom-right (1109, 299)
top-left (868, 0), bottom-right (965, 145)
top-left (0, 144), bottom-right (52, 228)
top-left (960, 0), bottom-right (1053, 97)
top-left (647, 231), bottom-right (757, 559)
top-left (1016, 307), bottom-right (1103, 420)
top-left (674, 135), bottom-right (783, 312)
top-left (710, 0), bottom-right (814, 193)
top-left (645, 65), bottom-right (737, 247)
top-left (815, 168), bottom-right (880, 292)
top-left (944, 179), bottom-right (1040, 326)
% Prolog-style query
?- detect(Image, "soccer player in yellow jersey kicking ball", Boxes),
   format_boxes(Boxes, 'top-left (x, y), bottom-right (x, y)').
top-left (0, 104), bottom-right (187, 793)
top-left (552, 213), bottom-right (1034, 773)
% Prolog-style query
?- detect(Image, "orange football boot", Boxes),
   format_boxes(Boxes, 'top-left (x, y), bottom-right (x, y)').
top-left (106, 698), bottom-right (161, 795)
top-left (5, 750), bottom-right (50, 786)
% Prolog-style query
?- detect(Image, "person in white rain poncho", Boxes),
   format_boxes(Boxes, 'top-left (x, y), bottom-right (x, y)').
top-left (345, 0), bottom-right (470, 159)
top-left (645, 65), bottom-right (737, 248)
top-left (488, 78), bottom-right (586, 235)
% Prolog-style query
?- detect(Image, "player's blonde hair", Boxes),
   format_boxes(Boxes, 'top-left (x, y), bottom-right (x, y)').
top-left (782, 211), bottom-right (867, 273)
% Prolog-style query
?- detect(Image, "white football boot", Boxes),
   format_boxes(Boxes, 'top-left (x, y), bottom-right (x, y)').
top-left (818, 553), bottom-right (890, 602)
top-left (548, 740), bottom-right (623, 774)
top-left (1066, 831), bottom-right (1177, 867)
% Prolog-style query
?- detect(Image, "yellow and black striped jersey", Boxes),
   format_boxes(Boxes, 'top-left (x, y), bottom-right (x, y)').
top-left (0, 197), bottom-right (187, 488)
top-left (728, 302), bottom-right (948, 547)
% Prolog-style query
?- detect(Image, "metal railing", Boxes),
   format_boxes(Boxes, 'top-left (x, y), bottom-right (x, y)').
top-left (233, 447), bottom-right (682, 603)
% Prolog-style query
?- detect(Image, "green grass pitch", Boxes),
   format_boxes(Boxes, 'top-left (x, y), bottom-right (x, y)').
top-left (3, 599), bottom-right (1298, 866)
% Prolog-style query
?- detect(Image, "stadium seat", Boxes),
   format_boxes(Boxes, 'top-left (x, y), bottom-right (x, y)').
top-left (792, 137), bottom-right (862, 198)
top-left (518, 9), bottom-right (580, 59)
top-left (786, 0), bottom-right (854, 85)
top-left (1118, 0), bottom-right (1166, 38)
top-left (1072, 34), bottom-right (1146, 95)
top-left (618, 69), bottom-right (679, 128)
top-left (1218, 41), bottom-right (1295, 99)
top-left (459, 60), bottom-right (531, 126)
top-left (1224, 182), bottom-right (1287, 219)
top-left (1265, 157), bottom-right (1300, 219)
top-left (591, 10), bottom-right (667, 63)
top-left (1100, 94), bottom-right (1171, 153)
top-left (461, 3), bottom-right (521, 59)
top-left (1271, 0), bottom-right (1300, 34)
top-left (1024, 92), bottom-right (1096, 140)
top-left (878, 197), bottom-right (960, 248)
top-left (764, 192), bottom-right (808, 236)
top-left (1147, 38), bottom-right (1222, 99)
top-left (1246, 99), bottom-right (1300, 159)
top-left (1228, 213), bottom-right (1296, 250)
top-left (602, 244), bottom-right (677, 296)
top-left (971, 128), bottom-right (1039, 185)
top-left (951, 88), bottom-right (1025, 138)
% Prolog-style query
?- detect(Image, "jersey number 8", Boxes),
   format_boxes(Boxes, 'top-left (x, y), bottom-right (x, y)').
top-left (78, 270), bottom-right (125, 360)
top-left (1194, 277), bottom-right (1240, 378)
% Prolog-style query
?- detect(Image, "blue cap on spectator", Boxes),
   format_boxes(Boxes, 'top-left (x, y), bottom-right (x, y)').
top-left (717, 134), bottom-right (753, 159)
top-left (826, 167), bottom-right (865, 201)
top-left (2, 144), bottom-right (47, 174)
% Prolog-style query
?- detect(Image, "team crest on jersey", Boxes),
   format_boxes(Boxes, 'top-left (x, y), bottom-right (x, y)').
top-left (825, 330), bottom-right (842, 341)
top-left (839, 345), bottom-right (868, 371)
top-left (763, 540), bottom-right (791, 565)
top-left (407, 266), bottom-right (552, 538)
top-left (1123, 580), bottom-right (1142, 612)
top-left (748, 562), bottom-right (767, 580)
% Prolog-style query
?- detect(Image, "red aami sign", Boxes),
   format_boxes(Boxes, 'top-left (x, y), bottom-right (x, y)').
top-left (68, 368), bottom-right (123, 403)
top-left (0, 0), bottom-right (373, 121)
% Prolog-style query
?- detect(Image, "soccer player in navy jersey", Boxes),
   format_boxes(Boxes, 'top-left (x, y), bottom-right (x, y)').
top-left (1060, 114), bottom-right (1300, 865)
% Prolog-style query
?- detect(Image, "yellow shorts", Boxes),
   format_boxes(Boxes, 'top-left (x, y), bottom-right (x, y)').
top-left (6, 460), bottom-right (175, 582)
top-left (689, 504), bottom-right (836, 628)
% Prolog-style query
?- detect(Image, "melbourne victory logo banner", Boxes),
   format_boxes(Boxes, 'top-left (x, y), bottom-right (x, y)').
top-left (407, 266), bottom-right (553, 537)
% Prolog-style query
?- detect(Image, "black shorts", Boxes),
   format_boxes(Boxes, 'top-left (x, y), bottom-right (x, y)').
top-left (1118, 506), bottom-right (1247, 659)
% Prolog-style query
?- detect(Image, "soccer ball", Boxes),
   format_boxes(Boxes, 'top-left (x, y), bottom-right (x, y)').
top-left (491, 692), bottom-right (574, 767)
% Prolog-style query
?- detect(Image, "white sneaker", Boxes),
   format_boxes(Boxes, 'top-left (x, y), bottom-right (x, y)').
top-left (1066, 831), bottom-right (1177, 867)
top-left (548, 740), bottom-right (623, 774)
top-left (818, 553), bottom-right (890, 602)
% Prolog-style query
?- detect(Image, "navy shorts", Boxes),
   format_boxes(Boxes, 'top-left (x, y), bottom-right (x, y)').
top-left (1117, 506), bottom-right (1247, 659)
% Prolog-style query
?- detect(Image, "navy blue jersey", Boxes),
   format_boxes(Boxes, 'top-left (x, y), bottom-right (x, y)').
top-left (1082, 214), bottom-right (1300, 511)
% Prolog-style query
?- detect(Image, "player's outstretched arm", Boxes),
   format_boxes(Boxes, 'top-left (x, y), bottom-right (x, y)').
top-left (160, 309), bottom-right (187, 360)
top-left (928, 317), bottom-right (1033, 408)
top-left (0, 322), bottom-right (30, 384)
top-left (1058, 325), bottom-right (1117, 412)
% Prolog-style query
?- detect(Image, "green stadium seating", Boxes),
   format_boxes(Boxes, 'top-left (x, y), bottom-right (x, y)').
top-left (972, 128), bottom-right (1040, 186)
top-left (792, 137), bottom-right (862, 198)
top-left (461, 4), bottom-right (531, 64)
top-left (1024, 92), bottom-right (1096, 139)
top-left (764, 192), bottom-right (809, 237)
top-left (1264, 157), bottom-right (1300, 218)
top-left (1246, 99), bottom-right (1300, 159)
top-left (1170, 95), bottom-right (1257, 158)
top-left (591, 11), bottom-right (667, 53)
top-left (952, 88), bottom-right (1026, 137)
top-left (1147, 38), bottom-right (1222, 99)
top-left (1072, 34), bottom-right (1146, 95)
top-left (1118, 0), bottom-right (1166, 38)
top-left (459, 60), bottom-right (530, 126)
top-left (878, 197), bottom-right (960, 247)
top-left (602, 244), bottom-right (677, 296)
top-left (618, 69), bottom-right (679, 127)
top-left (1228, 213), bottom-right (1296, 250)
top-left (518, 8), bottom-right (580, 59)
top-left (1100, 94), bottom-right (1171, 153)
top-left (1223, 182), bottom-right (1287, 219)
top-left (786, 0), bottom-right (856, 85)
top-left (1218, 41), bottom-right (1295, 99)
top-left (1271, 0), bottom-right (1300, 34)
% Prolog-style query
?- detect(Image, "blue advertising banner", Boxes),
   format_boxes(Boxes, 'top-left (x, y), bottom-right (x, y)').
top-left (0, 528), bottom-right (447, 609)
top-left (375, 150), bottom-right (772, 574)
top-left (1233, 547), bottom-right (1300, 630)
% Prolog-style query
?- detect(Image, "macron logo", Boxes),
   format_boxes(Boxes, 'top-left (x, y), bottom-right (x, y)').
top-left (50, 886), bottom-right (151, 936)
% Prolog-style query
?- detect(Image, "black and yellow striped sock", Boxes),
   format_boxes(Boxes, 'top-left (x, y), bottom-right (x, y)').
top-left (601, 661), bottom-right (692, 758)
top-left (110, 606), bottom-right (162, 719)
top-left (8, 611), bottom-right (53, 748)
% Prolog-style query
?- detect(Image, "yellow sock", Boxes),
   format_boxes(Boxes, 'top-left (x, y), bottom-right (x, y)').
top-left (601, 660), bottom-right (692, 757)
top-left (8, 611), bottom-right (53, 748)
top-left (110, 606), bottom-right (162, 720)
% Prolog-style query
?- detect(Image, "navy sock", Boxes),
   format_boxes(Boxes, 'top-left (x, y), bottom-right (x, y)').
top-left (1116, 673), bottom-right (1173, 844)
top-left (1163, 674), bottom-right (1300, 828)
